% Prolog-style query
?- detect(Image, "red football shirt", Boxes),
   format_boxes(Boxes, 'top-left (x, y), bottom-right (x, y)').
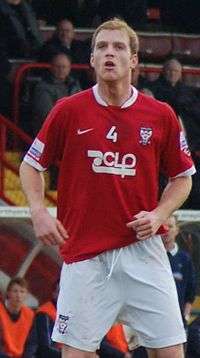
top-left (24, 86), bottom-right (195, 263)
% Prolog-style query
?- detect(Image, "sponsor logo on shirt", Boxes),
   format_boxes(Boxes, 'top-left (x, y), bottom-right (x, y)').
top-left (28, 138), bottom-right (45, 161)
top-left (180, 131), bottom-right (191, 156)
top-left (139, 127), bottom-right (152, 145)
top-left (88, 150), bottom-right (136, 178)
top-left (77, 128), bottom-right (94, 135)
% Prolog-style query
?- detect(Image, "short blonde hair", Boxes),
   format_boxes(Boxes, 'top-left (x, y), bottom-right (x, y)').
top-left (91, 18), bottom-right (139, 55)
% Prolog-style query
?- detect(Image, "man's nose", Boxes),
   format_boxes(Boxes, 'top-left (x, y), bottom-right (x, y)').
top-left (105, 44), bottom-right (115, 56)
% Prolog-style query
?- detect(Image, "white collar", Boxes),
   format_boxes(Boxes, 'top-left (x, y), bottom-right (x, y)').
top-left (168, 242), bottom-right (179, 256)
top-left (92, 84), bottom-right (138, 108)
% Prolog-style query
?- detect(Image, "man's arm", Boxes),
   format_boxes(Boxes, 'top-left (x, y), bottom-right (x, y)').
top-left (19, 161), bottom-right (68, 246)
top-left (127, 176), bottom-right (192, 240)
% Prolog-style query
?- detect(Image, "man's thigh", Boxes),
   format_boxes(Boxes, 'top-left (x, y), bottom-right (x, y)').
top-left (147, 344), bottom-right (184, 358)
top-left (52, 256), bottom-right (121, 352)
top-left (62, 345), bottom-right (98, 358)
top-left (119, 237), bottom-right (186, 349)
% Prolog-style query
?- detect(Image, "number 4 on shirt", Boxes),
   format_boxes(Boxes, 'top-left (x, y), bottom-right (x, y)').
top-left (106, 126), bottom-right (118, 142)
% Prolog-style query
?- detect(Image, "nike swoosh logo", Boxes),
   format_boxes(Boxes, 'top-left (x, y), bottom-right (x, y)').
top-left (77, 128), bottom-right (94, 135)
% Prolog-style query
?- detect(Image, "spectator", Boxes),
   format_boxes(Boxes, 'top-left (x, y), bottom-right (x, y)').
top-left (0, 277), bottom-right (34, 358)
top-left (149, 58), bottom-right (200, 210)
top-left (39, 19), bottom-right (89, 64)
top-left (150, 58), bottom-right (200, 152)
top-left (99, 324), bottom-right (148, 357)
top-left (32, 52), bottom-right (81, 136)
top-left (100, 323), bottom-right (134, 357)
top-left (23, 280), bottom-right (60, 358)
top-left (164, 215), bottom-right (197, 327)
top-left (149, 58), bottom-right (187, 103)
top-left (0, 50), bottom-right (12, 117)
top-left (0, 0), bottom-right (43, 58)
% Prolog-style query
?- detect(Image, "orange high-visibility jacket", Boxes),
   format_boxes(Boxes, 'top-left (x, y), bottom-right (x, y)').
top-left (36, 301), bottom-right (56, 321)
top-left (0, 302), bottom-right (34, 357)
top-left (106, 324), bottom-right (129, 353)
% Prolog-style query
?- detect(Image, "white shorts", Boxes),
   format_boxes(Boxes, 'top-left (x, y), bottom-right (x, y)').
top-left (52, 236), bottom-right (186, 351)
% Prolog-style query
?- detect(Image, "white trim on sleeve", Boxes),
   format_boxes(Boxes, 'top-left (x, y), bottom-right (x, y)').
top-left (171, 165), bottom-right (196, 178)
top-left (23, 155), bottom-right (46, 171)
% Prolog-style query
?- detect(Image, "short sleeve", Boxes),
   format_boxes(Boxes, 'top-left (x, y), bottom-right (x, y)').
top-left (23, 99), bottom-right (68, 171)
top-left (160, 104), bottom-right (195, 178)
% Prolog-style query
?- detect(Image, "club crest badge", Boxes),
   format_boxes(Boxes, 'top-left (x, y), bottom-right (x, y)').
top-left (57, 314), bottom-right (70, 335)
top-left (139, 127), bottom-right (152, 145)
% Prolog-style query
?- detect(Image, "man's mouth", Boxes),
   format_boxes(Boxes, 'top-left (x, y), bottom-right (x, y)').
top-left (104, 61), bottom-right (115, 68)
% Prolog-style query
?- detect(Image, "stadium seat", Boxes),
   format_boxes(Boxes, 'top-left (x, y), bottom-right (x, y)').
top-left (138, 32), bottom-right (172, 62)
top-left (172, 34), bottom-right (200, 64)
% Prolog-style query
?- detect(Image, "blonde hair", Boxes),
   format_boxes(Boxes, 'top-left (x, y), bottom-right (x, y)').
top-left (91, 18), bottom-right (139, 55)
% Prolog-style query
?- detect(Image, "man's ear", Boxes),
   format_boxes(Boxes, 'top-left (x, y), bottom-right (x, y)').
top-left (90, 53), bottom-right (94, 68)
top-left (131, 54), bottom-right (138, 70)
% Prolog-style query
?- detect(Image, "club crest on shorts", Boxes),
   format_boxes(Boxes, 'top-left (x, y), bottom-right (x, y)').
top-left (57, 314), bottom-right (70, 334)
top-left (139, 127), bottom-right (152, 145)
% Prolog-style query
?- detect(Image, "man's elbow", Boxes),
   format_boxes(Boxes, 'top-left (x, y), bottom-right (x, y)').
top-left (19, 161), bottom-right (39, 180)
top-left (172, 175), bottom-right (192, 196)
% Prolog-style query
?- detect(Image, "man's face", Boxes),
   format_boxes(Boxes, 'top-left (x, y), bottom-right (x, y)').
top-left (90, 29), bottom-right (137, 83)
top-left (164, 61), bottom-right (182, 86)
top-left (57, 21), bottom-right (74, 46)
top-left (164, 216), bottom-right (179, 250)
top-left (7, 284), bottom-right (27, 307)
top-left (51, 54), bottom-right (71, 81)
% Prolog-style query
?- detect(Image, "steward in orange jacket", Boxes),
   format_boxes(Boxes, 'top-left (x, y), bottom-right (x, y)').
top-left (36, 301), bottom-right (56, 321)
top-left (106, 324), bottom-right (129, 353)
top-left (0, 277), bottom-right (34, 358)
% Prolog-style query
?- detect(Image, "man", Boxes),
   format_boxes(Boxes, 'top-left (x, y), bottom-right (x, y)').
top-left (164, 215), bottom-right (196, 326)
top-left (0, 0), bottom-right (43, 58)
top-left (39, 18), bottom-right (89, 64)
top-left (22, 280), bottom-right (61, 358)
top-left (0, 277), bottom-right (34, 358)
top-left (20, 18), bottom-right (195, 358)
top-left (32, 52), bottom-right (81, 136)
top-left (150, 58), bottom-right (200, 152)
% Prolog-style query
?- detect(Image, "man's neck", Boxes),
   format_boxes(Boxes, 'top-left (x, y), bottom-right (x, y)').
top-left (97, 81), bottom-right (132, 107)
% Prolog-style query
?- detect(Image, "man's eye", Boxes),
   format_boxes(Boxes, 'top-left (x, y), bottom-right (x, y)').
top-left (97, 43), bottom-right (106, 49)
top-left (116, 44), bottom-right (124, 49)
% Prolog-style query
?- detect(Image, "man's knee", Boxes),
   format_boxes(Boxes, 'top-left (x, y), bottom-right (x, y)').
top-left (147, 344), bottom-right (184, 358)
top-left (62, 345), bottom-right (97, 358)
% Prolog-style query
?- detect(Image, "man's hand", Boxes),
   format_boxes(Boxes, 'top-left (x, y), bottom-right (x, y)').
top-left (31, 207), bottom-right (68, 246)
top-left (184, 302), bottom-right (192, 321)
top-left (126, 210), bottom-right (163, 241)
